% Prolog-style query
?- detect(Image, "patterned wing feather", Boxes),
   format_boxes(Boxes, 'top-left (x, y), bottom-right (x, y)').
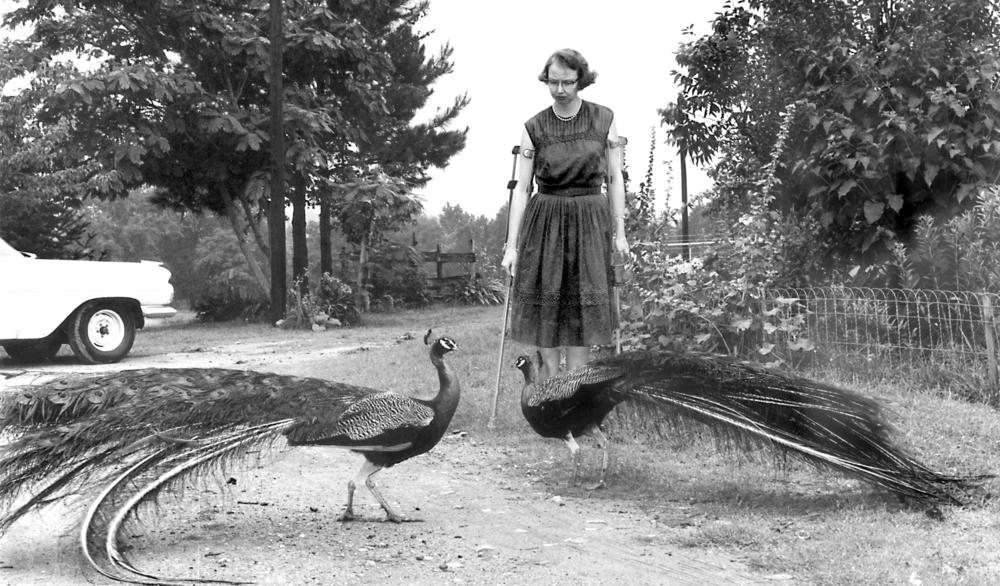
top-left (527, 365), bottom-right (623, 407)
top-left (286, 392), bottom-right (433, 445)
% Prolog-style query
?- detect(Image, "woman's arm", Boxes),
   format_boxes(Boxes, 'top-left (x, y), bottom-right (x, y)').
top-left (500, 127), bottom-right (535, 277)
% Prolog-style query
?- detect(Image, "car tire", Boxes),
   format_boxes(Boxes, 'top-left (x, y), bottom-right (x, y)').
top-left (3, 333), bottom-right (62, 363)
top-left (67, 302), bottom-right (136, 364)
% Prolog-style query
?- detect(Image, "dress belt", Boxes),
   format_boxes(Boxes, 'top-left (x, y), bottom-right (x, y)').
top-left (537, 186), bottom-right (603, 197)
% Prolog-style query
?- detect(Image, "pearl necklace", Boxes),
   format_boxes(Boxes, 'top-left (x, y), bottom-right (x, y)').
top-left (553, 104), bottom-right (580, 122)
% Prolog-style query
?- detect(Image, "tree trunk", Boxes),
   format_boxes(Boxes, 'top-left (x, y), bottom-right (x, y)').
top-left (267, 0), bottom-right (287, 322)
top-left (354, 219), bottom-right (375, 315)
top-left (241, 182), bottom-right (270, 258)
top-left (291, 173), bottom-right (308, 293)
top-left (220, 183), bottom-right (270, 295)
top-left (319, 195), bottom-right (332, 276)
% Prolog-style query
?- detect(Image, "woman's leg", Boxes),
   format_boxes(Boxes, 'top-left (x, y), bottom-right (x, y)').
top-left (565, 346), bottom-right (590, 372)
top-left (537, 347), bottom-right (562, 380)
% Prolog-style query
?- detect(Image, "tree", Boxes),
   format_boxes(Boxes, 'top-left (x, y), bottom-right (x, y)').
top-left (331, 172), bottom-right (422, 312)
top-left (662, 0), bottom-right (1000, 280)
top-left (0, 0), bottom-right (466, 312)
top-left (0, 42), bottom-right (100, 258)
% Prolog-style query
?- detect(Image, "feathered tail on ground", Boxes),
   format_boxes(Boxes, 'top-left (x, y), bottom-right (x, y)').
top-left (521, 350), bottom-right (987, 504)
top-left (0, 335), bottom-right (459, 585)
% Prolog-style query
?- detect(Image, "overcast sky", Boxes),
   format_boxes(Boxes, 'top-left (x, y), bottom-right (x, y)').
top-left (414, 0), bottom-right (728, 217)
top-left (1, 0), bottom-right (729, 218)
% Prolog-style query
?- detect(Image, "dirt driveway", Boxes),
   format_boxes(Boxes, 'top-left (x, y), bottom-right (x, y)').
top-left (0, 324), bottom-right (767, 586)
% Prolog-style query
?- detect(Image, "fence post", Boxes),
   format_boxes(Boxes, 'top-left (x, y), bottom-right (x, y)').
top-left (982, 294), bottom-right (999, 389)
top-left (469, 237), bottom-right (476, 277)
top-left (436, 243), bottom-right (444, 279)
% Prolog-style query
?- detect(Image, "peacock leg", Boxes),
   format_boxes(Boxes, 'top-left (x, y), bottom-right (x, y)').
top-left (584, 424), bottom-right (609, 491)
top-left (365, 472), bottom-right (414, 523)
top-left (563, 432), bottom-right (582, 485)
top-left (338, 479), bottom-right (357, 521)
top-left (339, 459), bottom-right (381, 521)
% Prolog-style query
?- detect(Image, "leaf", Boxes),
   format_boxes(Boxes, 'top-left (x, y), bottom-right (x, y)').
top-left (837, 180), bottom-right (857, 197)
top-left (757, 343), bottom-right (775, 355)
top-left (923, 163), bottom-right (940, 187)
top-left (955, 183), bottom-right (975, 203)
top-left (763, 322), bottom-right (778, 335)
top-left (925, 127), bottom-right (944, 144)
top-left (787, 337), bottom-right (815, 352)
top-left (730, 317), bottom-right (753, 332)
top-left (861, 228), bottom-right (882, 252)
top-left (887, 194), bottom-right (904, 212)
top-left (863, 201), bottom-right (885, 224)
top-left (695, 333), bottom-right (712, 344)
top-left (820, 211), bottom-right (834, 227)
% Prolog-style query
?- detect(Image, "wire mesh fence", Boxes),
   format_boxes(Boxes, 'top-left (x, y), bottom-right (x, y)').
top-left (761, 286), bottom-right (1000, 393)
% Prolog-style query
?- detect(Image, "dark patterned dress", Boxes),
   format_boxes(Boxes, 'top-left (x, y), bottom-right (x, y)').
top-left (510, 100), bottom-right (614, 348)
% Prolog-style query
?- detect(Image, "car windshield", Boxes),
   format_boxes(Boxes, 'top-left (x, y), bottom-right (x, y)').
top-left (0, 237), bottom-right (25, 260)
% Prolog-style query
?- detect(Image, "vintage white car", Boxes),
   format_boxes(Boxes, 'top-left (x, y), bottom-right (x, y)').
top-left (0, 236), bottom-right (176, 364)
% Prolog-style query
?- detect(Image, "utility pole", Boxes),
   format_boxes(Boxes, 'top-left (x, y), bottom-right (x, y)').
top-left (680, 146), bottom-right (690, 261)
top-left (268, 0), bottom-right (287, 321)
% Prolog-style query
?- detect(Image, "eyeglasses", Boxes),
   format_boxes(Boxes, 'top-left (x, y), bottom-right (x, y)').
top-left (545, 79), bottom-right (578, 89)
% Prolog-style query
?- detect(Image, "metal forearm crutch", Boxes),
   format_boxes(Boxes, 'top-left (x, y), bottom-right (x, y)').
top-left (610, 136), bottom-right (629, 355)
top-left (488, 145), bottom-right (521, 428)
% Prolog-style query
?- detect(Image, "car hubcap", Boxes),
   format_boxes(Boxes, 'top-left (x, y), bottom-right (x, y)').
top-left (87, 309), bottom-right (125, 351)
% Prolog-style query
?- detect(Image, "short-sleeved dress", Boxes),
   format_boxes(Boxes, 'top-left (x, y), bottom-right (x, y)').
top-left (510, 100), bottom-right (614, 348)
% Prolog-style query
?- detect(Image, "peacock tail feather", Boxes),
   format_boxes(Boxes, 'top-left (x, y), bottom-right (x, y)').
top-left (522, 350), bottom-right (987, 504)
top-left (0, 336), bottom-right (460, 584)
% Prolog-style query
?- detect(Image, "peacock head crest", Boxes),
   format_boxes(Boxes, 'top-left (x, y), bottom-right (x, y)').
top-left (434, 336), bottom-right (458, 355)
top-left (512, 355), bottom-right (536, 382)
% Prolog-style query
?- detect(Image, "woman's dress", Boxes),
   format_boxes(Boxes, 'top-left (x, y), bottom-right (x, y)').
top-left (510, 100), bottom-right (614, 348)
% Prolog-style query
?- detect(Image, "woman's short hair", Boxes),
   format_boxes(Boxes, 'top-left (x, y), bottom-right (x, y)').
top-left (538, 48), bottom-right (597, 90)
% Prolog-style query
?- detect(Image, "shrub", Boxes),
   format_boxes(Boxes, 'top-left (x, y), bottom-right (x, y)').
top-left (443, 275), bottom-right (506, 305)
top-left (192, 268), bottom-right (269, 322)
top-left (366, 242), bottom-right (429, 307)
top-left (280, 273), bottom-right (359, 329)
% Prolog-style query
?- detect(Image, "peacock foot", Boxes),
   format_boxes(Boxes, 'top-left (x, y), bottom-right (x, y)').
top-left (383, 509), bottom-right (422, 523)
top-left (337, 508), bottom-right (357, 522)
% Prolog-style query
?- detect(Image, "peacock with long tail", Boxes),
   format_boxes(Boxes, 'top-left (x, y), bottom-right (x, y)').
top-left (515, 350), bottom-right (987, 502)
top-left (0, 332), bottom-right (459, 585)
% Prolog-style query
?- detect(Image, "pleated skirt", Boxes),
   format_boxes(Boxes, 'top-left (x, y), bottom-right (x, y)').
top-left (510, 192), bottom-right (613, 348)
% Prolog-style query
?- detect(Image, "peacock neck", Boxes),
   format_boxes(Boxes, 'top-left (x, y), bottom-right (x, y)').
top-left (430, 355), bottom-right (460, 415)
top-left (519, 365), bottom-right (538, 410)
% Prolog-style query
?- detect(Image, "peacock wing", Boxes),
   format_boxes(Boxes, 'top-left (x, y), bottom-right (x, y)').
top-left (285, 391), bottom-right (434, 450)
top-left (526, 365), bottom-right (624, 407)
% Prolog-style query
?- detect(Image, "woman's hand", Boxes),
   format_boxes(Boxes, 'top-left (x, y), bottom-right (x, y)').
top-left (501, 247), bottom-right (517, 277)
top-left (613, 232), bottom-right (629, 255)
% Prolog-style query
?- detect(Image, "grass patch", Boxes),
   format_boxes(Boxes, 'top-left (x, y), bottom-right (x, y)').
top-left (135, 304), bottom-right (1000, 585)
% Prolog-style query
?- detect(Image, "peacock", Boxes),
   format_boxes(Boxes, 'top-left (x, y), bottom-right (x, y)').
top-left (0, 333), bottom-right (459, 585)
top-left (514, 350), bottom-right (986, 502)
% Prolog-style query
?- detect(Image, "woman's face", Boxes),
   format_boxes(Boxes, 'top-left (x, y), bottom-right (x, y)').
top-left (545, 60), bottom-right (580, 104)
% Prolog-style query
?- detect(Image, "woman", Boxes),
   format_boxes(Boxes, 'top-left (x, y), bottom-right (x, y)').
top-left (501, 48), bottom-right (628, 381)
